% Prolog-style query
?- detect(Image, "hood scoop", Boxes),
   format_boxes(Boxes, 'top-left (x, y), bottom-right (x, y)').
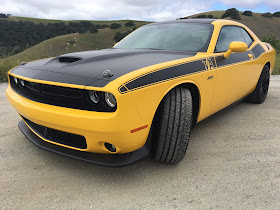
top-left (58, 56), bottom-right (82, 63)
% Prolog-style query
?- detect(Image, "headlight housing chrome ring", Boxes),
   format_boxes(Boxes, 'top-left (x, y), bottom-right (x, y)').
top-left (104, 92), bottom-right (117, 108)
top-left (88, 90), bottom-right (100, 104)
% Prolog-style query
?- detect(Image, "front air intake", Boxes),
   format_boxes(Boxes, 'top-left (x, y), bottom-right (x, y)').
top-left (58, 56), bottom-right (82, 63)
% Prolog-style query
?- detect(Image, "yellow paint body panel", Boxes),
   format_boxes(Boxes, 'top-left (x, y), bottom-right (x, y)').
top-left (6, 20), bottom-right (276, 155)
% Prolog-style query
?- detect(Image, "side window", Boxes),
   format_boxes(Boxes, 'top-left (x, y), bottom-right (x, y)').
top-left (215, 26), bottom-right (252, 52)
top-left (240, 28), bottom-right (254, 46)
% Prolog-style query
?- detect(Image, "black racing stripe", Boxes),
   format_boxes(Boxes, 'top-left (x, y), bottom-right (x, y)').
top-left (121, 50), bottom-right (255, 94)
top-left (216, 51), bottom-right (251, 67)
top-left (125, 59), bottom-right (208, 91)
top-left (251, 44), bottom-right (265, 58)
top-left (119, 86), bottom-right (127, 93)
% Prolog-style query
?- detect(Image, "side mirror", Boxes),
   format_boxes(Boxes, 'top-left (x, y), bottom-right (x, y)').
top-left (224, 41), bottom-right (248, 59)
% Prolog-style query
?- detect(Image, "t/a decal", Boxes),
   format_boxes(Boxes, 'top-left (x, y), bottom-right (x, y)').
top-left (202, 58), bottom-right (217, 70)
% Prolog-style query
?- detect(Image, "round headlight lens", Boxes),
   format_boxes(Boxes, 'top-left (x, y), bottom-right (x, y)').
top-left (13, 77), bottom-right (18, 85)
top-left (88, 90), bottom-right (100, 103)
top-left (104, 92), bottom-right (117, 108)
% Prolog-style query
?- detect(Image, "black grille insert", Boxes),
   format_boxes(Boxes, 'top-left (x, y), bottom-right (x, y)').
top-left (22, 116), bottom-right (87, 149)
top-left (9, 75), bottom-right (116, 112)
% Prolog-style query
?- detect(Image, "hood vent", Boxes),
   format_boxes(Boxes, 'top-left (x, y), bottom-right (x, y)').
top-left (58, 56), bottom-right (82, 63)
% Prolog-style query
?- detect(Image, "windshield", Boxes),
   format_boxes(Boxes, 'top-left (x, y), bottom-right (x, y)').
top-left (114, 23), bottom-right (213, 52)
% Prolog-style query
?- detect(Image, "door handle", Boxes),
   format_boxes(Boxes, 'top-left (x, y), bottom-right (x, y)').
top-left (248, 54), bottom-right (254, 60)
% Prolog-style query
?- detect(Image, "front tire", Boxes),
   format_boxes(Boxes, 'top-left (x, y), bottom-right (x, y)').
top-left (152, 87), bottom-right (192, 164)
top-left (246, 65), bottom-right (270, 104)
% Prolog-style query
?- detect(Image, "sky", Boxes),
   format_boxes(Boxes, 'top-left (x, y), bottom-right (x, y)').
top-left (1, 0), bottom-right (280, 21)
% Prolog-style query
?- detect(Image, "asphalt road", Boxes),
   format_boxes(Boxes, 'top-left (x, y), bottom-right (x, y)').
top-left (1, 76), bottom-right (280, 209)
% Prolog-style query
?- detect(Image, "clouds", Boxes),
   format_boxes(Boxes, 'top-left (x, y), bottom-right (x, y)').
top-left (0, 0), bottom-right (279, 21)
top-left (219, 0), bottom-right (280, 9)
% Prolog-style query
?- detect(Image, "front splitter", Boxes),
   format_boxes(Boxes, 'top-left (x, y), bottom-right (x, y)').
top-left (18, 120), bottom-right (150, 167)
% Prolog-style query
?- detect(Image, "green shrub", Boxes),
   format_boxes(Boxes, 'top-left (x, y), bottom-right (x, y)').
top-left (125, 21), bottom-right (135, 27)
top-left (273, 55), bottom-right (280, 75)
top-left (222, 8), bottom-right (241, 20)
top-left (243, 11), bottom-right (253, 16)
top-left (262, 36), bottom-right (280, 53)
top-left (207, 15), bottom-right (214, 18)
top-left (110, 23), bottom-right (121, 29)
top-left (261, 12), bottom-right (273, 18)
top-left (0, 60), bottom-right (14, 82)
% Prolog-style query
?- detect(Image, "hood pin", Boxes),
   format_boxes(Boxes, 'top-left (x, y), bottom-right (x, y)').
top-left (103, 70), bottom-right (114, 78)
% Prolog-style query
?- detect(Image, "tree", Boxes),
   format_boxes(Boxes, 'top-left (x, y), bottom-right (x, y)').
top-left (273, 12), bottom-right (280, 17)
top-left (125, 21), bottom-right (135, 27)
top-left (243, 11), bottom-right (253, 16)
top-left (222, 8), bottom-right (241, 20)
top-left (195, 14), bottom-right (207, 18)
top-left (0, 13), bottom-right (8, 18)
top-left (207, 15), bottom-right (214, 18)
top-left (114, 30), bottom-right (133, 42)
top-left (261, 12), bottom-right (273, 18)
top-left (90, 27), bottom-right (98, 33)
top-left (110, 23), bottom-right (121, 29)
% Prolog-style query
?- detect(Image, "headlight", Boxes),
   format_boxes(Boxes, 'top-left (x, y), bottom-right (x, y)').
top-left (88, 90), bottom-right (100, 104)
top-left (20, 79), bottom-right (25, 87)
top-left (13, 77), bottom-right (18, 85)
top-left (104, 92), bottom-right (117, 108)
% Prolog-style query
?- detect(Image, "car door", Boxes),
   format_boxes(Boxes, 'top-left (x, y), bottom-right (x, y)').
top-left (211, 25), bottom-right (256, 114)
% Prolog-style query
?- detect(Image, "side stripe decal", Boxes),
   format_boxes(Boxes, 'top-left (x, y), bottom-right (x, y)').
top-left (251, 44), bottom-right (265, 58)
top-left (118, 44), bottom-right (265, 94)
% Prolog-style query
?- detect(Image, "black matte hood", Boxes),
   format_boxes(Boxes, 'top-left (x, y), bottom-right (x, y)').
top-left (11, 48), bottom-right (196, 87)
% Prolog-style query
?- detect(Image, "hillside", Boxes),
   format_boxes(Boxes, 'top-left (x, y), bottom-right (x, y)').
top-left (0, 20), bottom-right (148, 82)
top-left (1, 11), bottom-right (279, 82)
top-left (187, 11), bottom-right (280, 39)
top-left (0, 15), bottom-right (148, 25)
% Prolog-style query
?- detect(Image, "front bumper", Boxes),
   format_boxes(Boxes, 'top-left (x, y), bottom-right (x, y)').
top-left (6, 84), bottom-right (151, 156)
top-left (19, 121), bottom-right (150, 167)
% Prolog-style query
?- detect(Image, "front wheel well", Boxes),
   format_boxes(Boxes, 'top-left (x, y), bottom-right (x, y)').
top-left (178, 83), bottom-right (200, 128)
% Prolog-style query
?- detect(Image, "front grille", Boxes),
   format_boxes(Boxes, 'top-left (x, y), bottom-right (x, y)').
top-left (9, 75), bottom-right (116, 112)
top-left (22, 116), bottom-right (87, 149)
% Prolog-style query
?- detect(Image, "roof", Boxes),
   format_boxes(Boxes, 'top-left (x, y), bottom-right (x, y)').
top-left (149, 19), bottom-right (216, 26)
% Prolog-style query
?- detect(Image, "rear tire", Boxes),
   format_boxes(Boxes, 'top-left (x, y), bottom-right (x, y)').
top-left (152, 87), bottom-right (192, 164)
top-left (246, 65), bottom-right (270, 104)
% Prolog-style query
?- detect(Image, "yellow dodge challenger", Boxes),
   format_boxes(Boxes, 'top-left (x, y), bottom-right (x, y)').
top-left (6, 19), bottom-right (276, 166)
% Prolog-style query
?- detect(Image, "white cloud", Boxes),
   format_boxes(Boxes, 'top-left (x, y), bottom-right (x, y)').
top-left (0, 0), bottom-right (214, 21)
top-left (0, 0), bottom-right (279, 22)
top-left (219, 0), bottom-right (280, 10)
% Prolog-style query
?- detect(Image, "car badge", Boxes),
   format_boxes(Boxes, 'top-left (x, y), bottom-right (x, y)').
top-left (103, 70), bottom-right (114, 78)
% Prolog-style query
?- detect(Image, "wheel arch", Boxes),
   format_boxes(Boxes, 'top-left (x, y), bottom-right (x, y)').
top-left (153, 80), bottom-right (201, 128)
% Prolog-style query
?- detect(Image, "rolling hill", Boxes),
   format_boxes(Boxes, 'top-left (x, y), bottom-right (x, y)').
top-left (187, 11), bottom-right (280, 39)
top-left (0, 11), bottom-right (279, 82)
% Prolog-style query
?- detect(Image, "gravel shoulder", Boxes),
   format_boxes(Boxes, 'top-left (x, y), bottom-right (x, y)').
top-left (1, 76), bottom-right (280, 209)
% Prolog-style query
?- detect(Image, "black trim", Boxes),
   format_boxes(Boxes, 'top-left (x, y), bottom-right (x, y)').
top-left (214, 25), bottom-right (255, 53)
top-left (22, 116), bottom-right (87, 149)
top-left (251, 44), bottom-right (265, 58)
top-left (18, 121), bottom-right (150, 167)
top-left (9, 75), bottom-right (117, 112)
top-left (215, 51), bottom-right (251, 67)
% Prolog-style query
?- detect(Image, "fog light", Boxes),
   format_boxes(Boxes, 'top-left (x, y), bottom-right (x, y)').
top-left (104, 142), bottom-right (117, 153)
